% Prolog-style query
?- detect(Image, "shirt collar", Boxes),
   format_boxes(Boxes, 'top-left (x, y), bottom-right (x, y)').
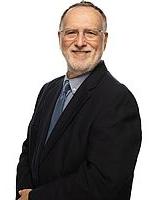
top-left (63, 72), bottom-right (90, 94)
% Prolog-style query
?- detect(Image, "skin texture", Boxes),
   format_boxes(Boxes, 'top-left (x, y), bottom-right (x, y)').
top-left (18, 189), bottom-right (32, 200)
top-left (58, 6), bottom-right (108, 78)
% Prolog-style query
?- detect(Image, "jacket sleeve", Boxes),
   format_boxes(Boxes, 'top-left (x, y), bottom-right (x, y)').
top-left (29, 88), bottom-right (142, 200)
top-left (16, 83), bottom-right (48, 199)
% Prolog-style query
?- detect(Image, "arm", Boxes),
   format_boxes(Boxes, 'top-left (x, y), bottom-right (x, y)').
top-left (16, 84), bottom-right (48, 199)
top-left (16, 134), bottom-right (33, 199)
top-left (29, 89), bottom-right (142, 200)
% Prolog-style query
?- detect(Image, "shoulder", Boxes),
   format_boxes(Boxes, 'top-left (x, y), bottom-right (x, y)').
top-left (38, 75), bottom-right (64, 94)
top-left (44, 75), bottom-right (64, 91)
top-left (92, 70), bottom-right (141, 127)
top-left (96, 70), bottom-right (139, 109)
top-left (34, 75), bottom-right (64, 108)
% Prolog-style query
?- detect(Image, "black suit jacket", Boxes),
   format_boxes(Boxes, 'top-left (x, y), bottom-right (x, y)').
top-left (16, 61), bottom-right (142, 200)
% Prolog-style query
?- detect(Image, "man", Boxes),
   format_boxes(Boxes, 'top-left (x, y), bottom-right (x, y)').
top-left (16, 1), bottom-right (142, 200)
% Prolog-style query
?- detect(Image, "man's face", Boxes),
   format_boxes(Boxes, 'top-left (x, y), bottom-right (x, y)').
top-left (59, 6), bottom-right (108, 76)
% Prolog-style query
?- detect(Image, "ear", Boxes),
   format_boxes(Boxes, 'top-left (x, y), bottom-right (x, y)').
top-left (58, 31), bottom-right (62, 49)
top-left (103, 32), bottom-right (108, 50)
top-left (58, 31), bottom-right (61, 43)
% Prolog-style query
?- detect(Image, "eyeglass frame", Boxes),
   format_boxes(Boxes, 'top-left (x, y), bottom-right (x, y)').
top-left (58, 28), bottom-right (107, 41)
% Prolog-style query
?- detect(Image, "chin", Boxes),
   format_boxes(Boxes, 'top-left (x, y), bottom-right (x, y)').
top-left (67, 61), bottom-right (95, 74)
top-left (67, 57), bottom-right (101, 73)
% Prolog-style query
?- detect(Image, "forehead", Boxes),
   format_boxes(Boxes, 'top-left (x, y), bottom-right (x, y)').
top-left (61, 6), bottom-right (104, 29)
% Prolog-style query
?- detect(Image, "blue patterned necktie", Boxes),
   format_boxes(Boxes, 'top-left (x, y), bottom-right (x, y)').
top-left (45, 80), bottom-right (71, 142)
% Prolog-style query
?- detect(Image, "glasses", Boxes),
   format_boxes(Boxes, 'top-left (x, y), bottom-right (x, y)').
top-left (59, 28), bottom-right (105, 41)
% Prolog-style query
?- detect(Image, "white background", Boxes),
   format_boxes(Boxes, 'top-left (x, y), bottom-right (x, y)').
top-left (0, 0), bottom-right (165, 199)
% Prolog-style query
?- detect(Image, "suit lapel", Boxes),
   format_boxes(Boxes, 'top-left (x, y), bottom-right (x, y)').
top-left (39, 60), bottom-right (108, 164)
top-left (34, 77), bottom-right (64, 163)
top-left (40, 77), bottom-right (64, 140)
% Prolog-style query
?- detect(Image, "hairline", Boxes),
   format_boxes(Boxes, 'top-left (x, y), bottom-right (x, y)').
top-left (59, 3), bottom-right (107, 31)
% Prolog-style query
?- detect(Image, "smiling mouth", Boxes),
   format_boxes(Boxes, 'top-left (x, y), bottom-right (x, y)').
top-left (72, 50), bottom-right (91, 54)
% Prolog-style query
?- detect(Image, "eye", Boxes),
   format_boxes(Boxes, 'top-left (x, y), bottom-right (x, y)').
top-left (85, 30), bottom-right (98, 38)
top-left (65, 30), bottom-right (77, 36)
top-left (86, 30), bottom-right (97, 35)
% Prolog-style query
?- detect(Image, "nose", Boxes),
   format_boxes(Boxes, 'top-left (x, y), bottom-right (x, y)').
top-left (74, 32), bottom-right (87, 48)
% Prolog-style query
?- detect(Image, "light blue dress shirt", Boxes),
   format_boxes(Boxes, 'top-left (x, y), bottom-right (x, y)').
top-left (63, 72), bottom-right (90, 110)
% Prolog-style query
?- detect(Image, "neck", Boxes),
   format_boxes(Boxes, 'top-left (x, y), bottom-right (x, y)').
top-left (67, 70), bottom-right (88, 79)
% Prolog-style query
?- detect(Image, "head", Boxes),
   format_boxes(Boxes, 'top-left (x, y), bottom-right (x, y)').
top-left (58, 1), bottom-right (108, 78)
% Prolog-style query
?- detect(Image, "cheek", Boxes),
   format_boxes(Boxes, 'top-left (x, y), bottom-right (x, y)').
top-left (61, 42), bottom-right (67, 51)
top-left (97, 41), bottom-right (105, 52)
top-left (61, 39), bottom-right (73, 51)
top-left (89, 40), bottom-right (103, 52)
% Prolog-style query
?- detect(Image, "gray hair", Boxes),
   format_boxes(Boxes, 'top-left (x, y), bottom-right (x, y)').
top-left (59, 1), bottom-right (107, 31)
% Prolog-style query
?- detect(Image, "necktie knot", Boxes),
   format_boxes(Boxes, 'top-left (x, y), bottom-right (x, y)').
top-left (63, 80), bottom-right (71, 97)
